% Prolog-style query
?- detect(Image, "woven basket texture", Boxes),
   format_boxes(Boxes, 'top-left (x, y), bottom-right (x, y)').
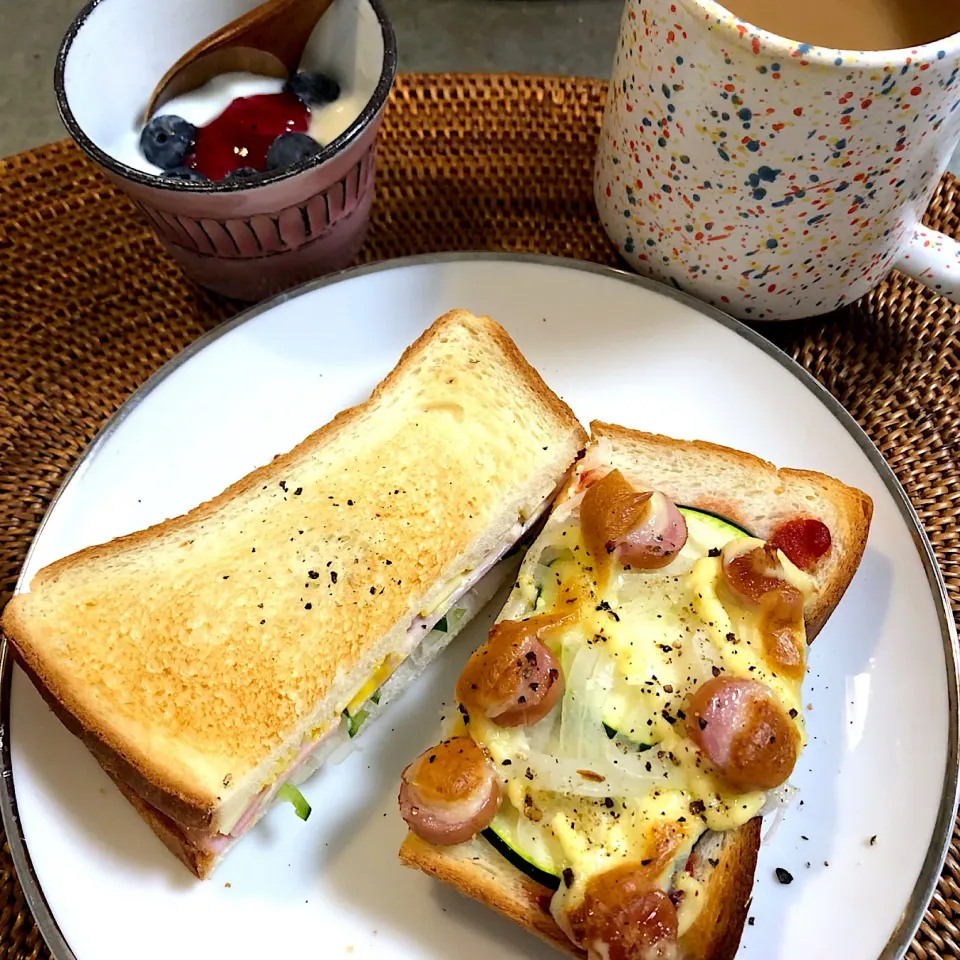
top-left (0, 73), bottom-right (957, 960)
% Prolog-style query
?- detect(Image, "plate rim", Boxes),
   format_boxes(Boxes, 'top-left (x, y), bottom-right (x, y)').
top-left (2, 251), bottom-right (956, 960)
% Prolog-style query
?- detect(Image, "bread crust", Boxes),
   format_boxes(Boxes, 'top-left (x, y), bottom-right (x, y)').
top-left (589, 422), bottom-right (873, 641)
top-left (111, 776), bottom-right (217, 880)
top-left (399, 818), bottom-right (761, 960)
top-left (681, 819), bottom-right (761, 960)
top-left (1, 310), bottom-right (587, 835)
top-left (400, 832), bottom-right (580, 957)
top-left (11, 311), bottom-right (583, 590)
top-left (11, 646), bottom-right (216, 829)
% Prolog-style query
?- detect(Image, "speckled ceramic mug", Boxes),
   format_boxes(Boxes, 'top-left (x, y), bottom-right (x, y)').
top-left (595, 0), bottom-right (960, 319)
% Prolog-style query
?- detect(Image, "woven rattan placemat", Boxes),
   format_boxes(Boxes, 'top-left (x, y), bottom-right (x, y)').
top-left (1, 72), bottom-right (958, 960)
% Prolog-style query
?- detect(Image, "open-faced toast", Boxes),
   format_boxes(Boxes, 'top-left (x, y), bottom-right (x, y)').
top-left (398, 422), bottom-right (872, 959)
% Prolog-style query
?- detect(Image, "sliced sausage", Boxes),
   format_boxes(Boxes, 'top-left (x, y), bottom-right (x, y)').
top-left (398, 736), bottom-right (501, 846)
top-left (720, 539), bottom-right (802, 607)
top-left (686, 676), bottom-right (799, 791)
top-left (720, 539), bottom-right (806, 676)
top-left (581, 470), bottom-right (687, 572)
top-left (575, 864), bottom-right (679, 960)
top-left (456, 612), bottom-right (572, 727)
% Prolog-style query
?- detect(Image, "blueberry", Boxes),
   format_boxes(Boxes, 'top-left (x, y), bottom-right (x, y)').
top-left (161, 166), bottom-right (208, 183)
top-left (140, 115), bottom-right (197, 170)
top-left (285, 71), bottom-right (341, 107)
top-left (266, 132), bottom-right (322, 171)
top-left (222, 167), bottom-right (261, 182)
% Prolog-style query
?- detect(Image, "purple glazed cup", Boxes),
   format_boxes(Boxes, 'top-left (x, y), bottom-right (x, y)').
top-left (55, 0), bottom-right (397, 301)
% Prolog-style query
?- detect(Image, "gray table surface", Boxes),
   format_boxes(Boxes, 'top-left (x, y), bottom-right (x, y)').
top-left (3, 0), bottom-right (959, 175)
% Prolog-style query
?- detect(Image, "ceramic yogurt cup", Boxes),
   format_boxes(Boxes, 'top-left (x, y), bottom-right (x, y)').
top-left (56, 0), bottom-right (397, 301)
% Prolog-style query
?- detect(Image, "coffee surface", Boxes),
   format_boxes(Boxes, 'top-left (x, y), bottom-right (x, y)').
top-left (717, 0), bottom-right (960, 50)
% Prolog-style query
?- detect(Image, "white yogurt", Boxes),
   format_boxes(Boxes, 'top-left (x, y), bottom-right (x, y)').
top-left (306, 86), bottom-right (371, 147)
top-left (111, 70), bottom-right (371, 177)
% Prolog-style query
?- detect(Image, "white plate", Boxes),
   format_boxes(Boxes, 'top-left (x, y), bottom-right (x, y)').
top-left (2, 254), bottom-right (956, 960)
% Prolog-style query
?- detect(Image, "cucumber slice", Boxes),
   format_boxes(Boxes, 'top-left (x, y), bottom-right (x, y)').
top-left (434, 606), bottom-right (466, 634)
top-left (601, 682), bottom-right (658, 748)
top-left (539, 545), bottom-right (574, 568)
top-left (345, 708), bottom-right (368, 738)
top-left (483, 810), bottom-right (561, 891)
top-left (533, 583), bottom-right (544, 608)
top-left (276, 783), bottom-right (312, 821)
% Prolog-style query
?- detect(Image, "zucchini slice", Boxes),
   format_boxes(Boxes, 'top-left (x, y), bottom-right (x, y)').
top-left (481, 826), bottom-right (561, 891)
top-left (603, 723), bottom-right (652, 749)
top-left (677, 505), bottom-right (752, 538)
top-left (599, 506), bottom-right (749, 743)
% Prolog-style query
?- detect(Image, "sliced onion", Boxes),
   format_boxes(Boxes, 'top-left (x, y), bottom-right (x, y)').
top-left (538, 545), bottom-right (575, 568)
top-left (324, 724), bottom-right (357, 766)
top-left (690, 634), bottom-right (724, 686)
top-left (550, 488), bottom-right (589, 525)
top-left (378, 623), bottom-right (451, 706)
top-left (523, 747), bottom-right (667, 798)
top-left (518, 642), bottom-right (669, 797)
top-left (558, 641), bottom-right (613, 757)
top-left (527, 709), bottom-right (558, 754)
top-left (760, 783), bottom-right (800, 845)
top-left (760, 782), bottom-right (800, 816)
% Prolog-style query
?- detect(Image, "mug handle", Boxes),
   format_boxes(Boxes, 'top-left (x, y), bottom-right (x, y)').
top-left (893, 226), bottom-right (960, 302)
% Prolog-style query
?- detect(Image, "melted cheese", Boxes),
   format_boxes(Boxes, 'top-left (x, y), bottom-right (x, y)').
top-left (690, 556), bottom-right (808, 727)
top-left (345, 653), bottom-right (402, 716)
top-left (674, 872), bottom-right (706, 936)
top-left (467, 496), bottom-right (816, 933)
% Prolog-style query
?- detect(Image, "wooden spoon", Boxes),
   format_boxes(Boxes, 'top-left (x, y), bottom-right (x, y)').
top-left (143, 0), bottom-right (336, 122)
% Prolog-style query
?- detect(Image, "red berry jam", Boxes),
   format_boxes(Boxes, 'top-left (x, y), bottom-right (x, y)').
top-left (188, 92), bottom-right (309, 181)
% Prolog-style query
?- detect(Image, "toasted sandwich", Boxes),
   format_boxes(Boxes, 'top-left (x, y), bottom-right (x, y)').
top-left (398, 422), bottom-right (872, 960)
top-left (1, 309), bottom-right (588, 879)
